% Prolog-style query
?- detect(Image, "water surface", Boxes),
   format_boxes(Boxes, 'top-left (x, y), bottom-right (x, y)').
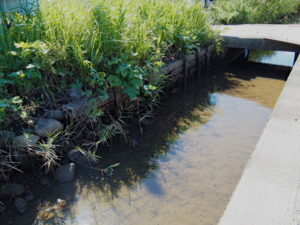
top-left (2, 60), bottom-right (288, 225)
top-left (249, 50), bottom-right (295, 67)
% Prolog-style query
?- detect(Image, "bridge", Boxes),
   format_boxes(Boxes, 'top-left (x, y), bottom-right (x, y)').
top-left (216, 24), bottom-right (300, 52)
top-left (216, 24), bottom-right (300, 225)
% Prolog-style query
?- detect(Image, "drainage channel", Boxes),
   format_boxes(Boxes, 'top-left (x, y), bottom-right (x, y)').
top-left (1, 51), bottom-right (291, 225)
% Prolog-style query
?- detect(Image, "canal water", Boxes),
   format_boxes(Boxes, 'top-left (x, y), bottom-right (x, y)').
top-left (2, 51), bottom-right (290, 225)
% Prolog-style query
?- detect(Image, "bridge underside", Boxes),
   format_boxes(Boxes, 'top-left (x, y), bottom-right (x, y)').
top-left (221, 36), bottom-right (300, 52)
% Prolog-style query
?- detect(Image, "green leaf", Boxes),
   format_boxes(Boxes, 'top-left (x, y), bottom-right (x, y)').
top-left (12, 96), bottom-right (22, 104)
top-left (0, 79), bottom-right (14, 85)
top-left (124, 87), bottom-right (139, 100)
top-left (144, 84), bottom-right (157, 91)
top-left (14, 42), bottom-right (28, 49)
top-left (8, 70), bottom-right (25, 78)
top-left (9, 51), bottom-right (18, 56)
top-left (26, 63), bottom-right (41, 69)
top-left (0, 102), bottom-right (10, 108)
top-left (130, 78), bottom-right (143, 88)
top-left (99, 90), bottom-right (109, 101)
top-left (116, 63), bottom-right (130, 75)
top-left (107, 75), bottom-right (123, 87)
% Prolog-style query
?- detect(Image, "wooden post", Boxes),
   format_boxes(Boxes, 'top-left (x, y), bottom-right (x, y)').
top-left (196, 47), bottom-right (202, 81)
top-left (206, 48), bottom-right (210, 77)
top-left (114, 87), bottom-right (122, 115)
top-left (183, 55), bottom-right (188, 88)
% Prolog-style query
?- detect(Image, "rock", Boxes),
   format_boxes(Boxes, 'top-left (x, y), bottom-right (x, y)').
top-left (68, 150), bottom-right (97, 166)
top-left (14, 198), bottom-right (27, 214)
top-left (45, 110), bottom-right (65, 121)
top-left (141, 118), bottom-right (153, 126)
top-left (24, 193), bottom-right (34, 202)
top-left (0, 183), bottom-right (25, 198)
top-left (67, 88), bottom-right (84, 100)
top-left (34, 118), bottom-right (63, 138)
top-left (13, 134), bottom-right (40, 150)
top-left (68, 150), bottom-right (84, 162)
top-left (22, 128), bottom-right (34, 134)
top-left (63, 99), bottom-right (87, 119)
top-left (40, 177), bottom-right (50, 186)
top-left (0, 130), bottom-right (16, 147)
top-left (13, 149), bottom-right (29, 164)
top-left (54, 163), bottom-right (76, 183)
top-left (56, 198), bottom-right (67, 208)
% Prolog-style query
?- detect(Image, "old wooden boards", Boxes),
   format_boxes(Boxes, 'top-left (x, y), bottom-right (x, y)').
top-left (98, 45), bottom-right (215, 113)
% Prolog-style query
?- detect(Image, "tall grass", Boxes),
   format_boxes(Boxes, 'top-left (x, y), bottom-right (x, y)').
top-left (0, 0), bottom-right (217, 178)
top-left (210, 0), bottom-right (300, 24)
top-left (0, 0), bottom-right (216, 125)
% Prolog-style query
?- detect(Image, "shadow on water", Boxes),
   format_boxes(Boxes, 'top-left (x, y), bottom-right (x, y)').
top-left (1, 57), bottom-right (288, 224)
top-left (1, 64), bottom-right (232, 225)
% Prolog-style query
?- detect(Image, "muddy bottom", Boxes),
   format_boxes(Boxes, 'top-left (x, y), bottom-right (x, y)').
top-left (1, 62), bottom-right (288, 225)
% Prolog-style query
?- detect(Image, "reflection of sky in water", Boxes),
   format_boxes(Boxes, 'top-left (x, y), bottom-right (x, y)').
top-left (60, 94), bottom-right (272, 225)
top-left (251, 51), bottom-right (295, 67)
top-left (209, 93), bottom-right (218, 106)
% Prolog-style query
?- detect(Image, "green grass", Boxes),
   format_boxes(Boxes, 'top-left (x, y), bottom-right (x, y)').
top-left (210, 0), bottom-right (300, 24)
top-left (0, 0), bottom-right (216, 125)
top-left (0, 0), bottom-right (217, 178)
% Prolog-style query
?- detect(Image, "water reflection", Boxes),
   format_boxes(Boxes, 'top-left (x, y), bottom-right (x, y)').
top-left (2, 61), bottom-right (288, 225)
top-left (56, 93), bottom-right (271, 225)
top-left (249, 50), bottom-right (295, 67)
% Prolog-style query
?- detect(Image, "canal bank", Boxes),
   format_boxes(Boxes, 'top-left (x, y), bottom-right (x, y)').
top-left (218, 55), bottom-right (300, 225)
top-left (0, 55), bottom-right (289, 225)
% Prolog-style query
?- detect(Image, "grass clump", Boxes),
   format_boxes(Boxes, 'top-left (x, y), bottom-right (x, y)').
top-left (0, 0), bottom-right (217, 178)
top-left (210, 0), bottom-right (300, 24)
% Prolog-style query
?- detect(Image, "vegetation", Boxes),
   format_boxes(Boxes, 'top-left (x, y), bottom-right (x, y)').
top-left (210, 0), bottom-right (300, 24)
top-left (0, 0), bottom-right (217, 178)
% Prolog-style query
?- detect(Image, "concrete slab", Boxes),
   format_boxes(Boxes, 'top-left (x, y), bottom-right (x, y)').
top-left (218, 57), bottom-right (300, 225)
top-left (215, 24), bottom-right (300, 52)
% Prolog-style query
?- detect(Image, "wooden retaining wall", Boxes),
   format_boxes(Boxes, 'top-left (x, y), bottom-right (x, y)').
top-left (96, 45), bottom-right (217, 112)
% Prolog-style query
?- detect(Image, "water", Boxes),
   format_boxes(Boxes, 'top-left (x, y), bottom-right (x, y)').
top-left (58, 93), bottom-right (271, 225)
top-left (249, 50), bottom-right (295, 67)
top-left (2, 54), bottom-right (289, 225)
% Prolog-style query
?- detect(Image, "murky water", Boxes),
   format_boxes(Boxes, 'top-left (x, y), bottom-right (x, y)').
top-left (2, 55), bottom-right (289, 225)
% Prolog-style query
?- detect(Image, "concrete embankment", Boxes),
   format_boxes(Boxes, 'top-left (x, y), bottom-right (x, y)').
top-left (218, 57), bottom-right (300, 225)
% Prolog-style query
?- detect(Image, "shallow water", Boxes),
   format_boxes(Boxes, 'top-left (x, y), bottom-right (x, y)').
top-left (2, 59), bottom-right (288, 225)
top-left (59, 94), bottom-right (270, 225)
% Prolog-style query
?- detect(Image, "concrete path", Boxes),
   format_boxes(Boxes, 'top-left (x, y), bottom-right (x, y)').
top-left (218, 56), bottom-right (300, 225)
top-left (216, 24), bottom-right (300, 52)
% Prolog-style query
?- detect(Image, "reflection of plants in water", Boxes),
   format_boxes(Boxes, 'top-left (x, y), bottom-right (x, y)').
top-left (22, 70), bottom-right (239, 225)
top-left (69, 68), bottom-right (240, 202)
top-left (85, 80), bottom-right (219, 200)
top-left (249, 50), bottom-right (275, 62)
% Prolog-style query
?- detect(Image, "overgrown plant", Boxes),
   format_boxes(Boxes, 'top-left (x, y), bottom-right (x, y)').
top-left (0, 0), bottom-right (218, 179)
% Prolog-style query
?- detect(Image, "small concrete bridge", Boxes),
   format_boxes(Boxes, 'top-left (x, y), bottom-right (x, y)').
top-left (216, 24), bottom-right (300, 52)
top-left (216, 24), bottom-right (300, 225)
